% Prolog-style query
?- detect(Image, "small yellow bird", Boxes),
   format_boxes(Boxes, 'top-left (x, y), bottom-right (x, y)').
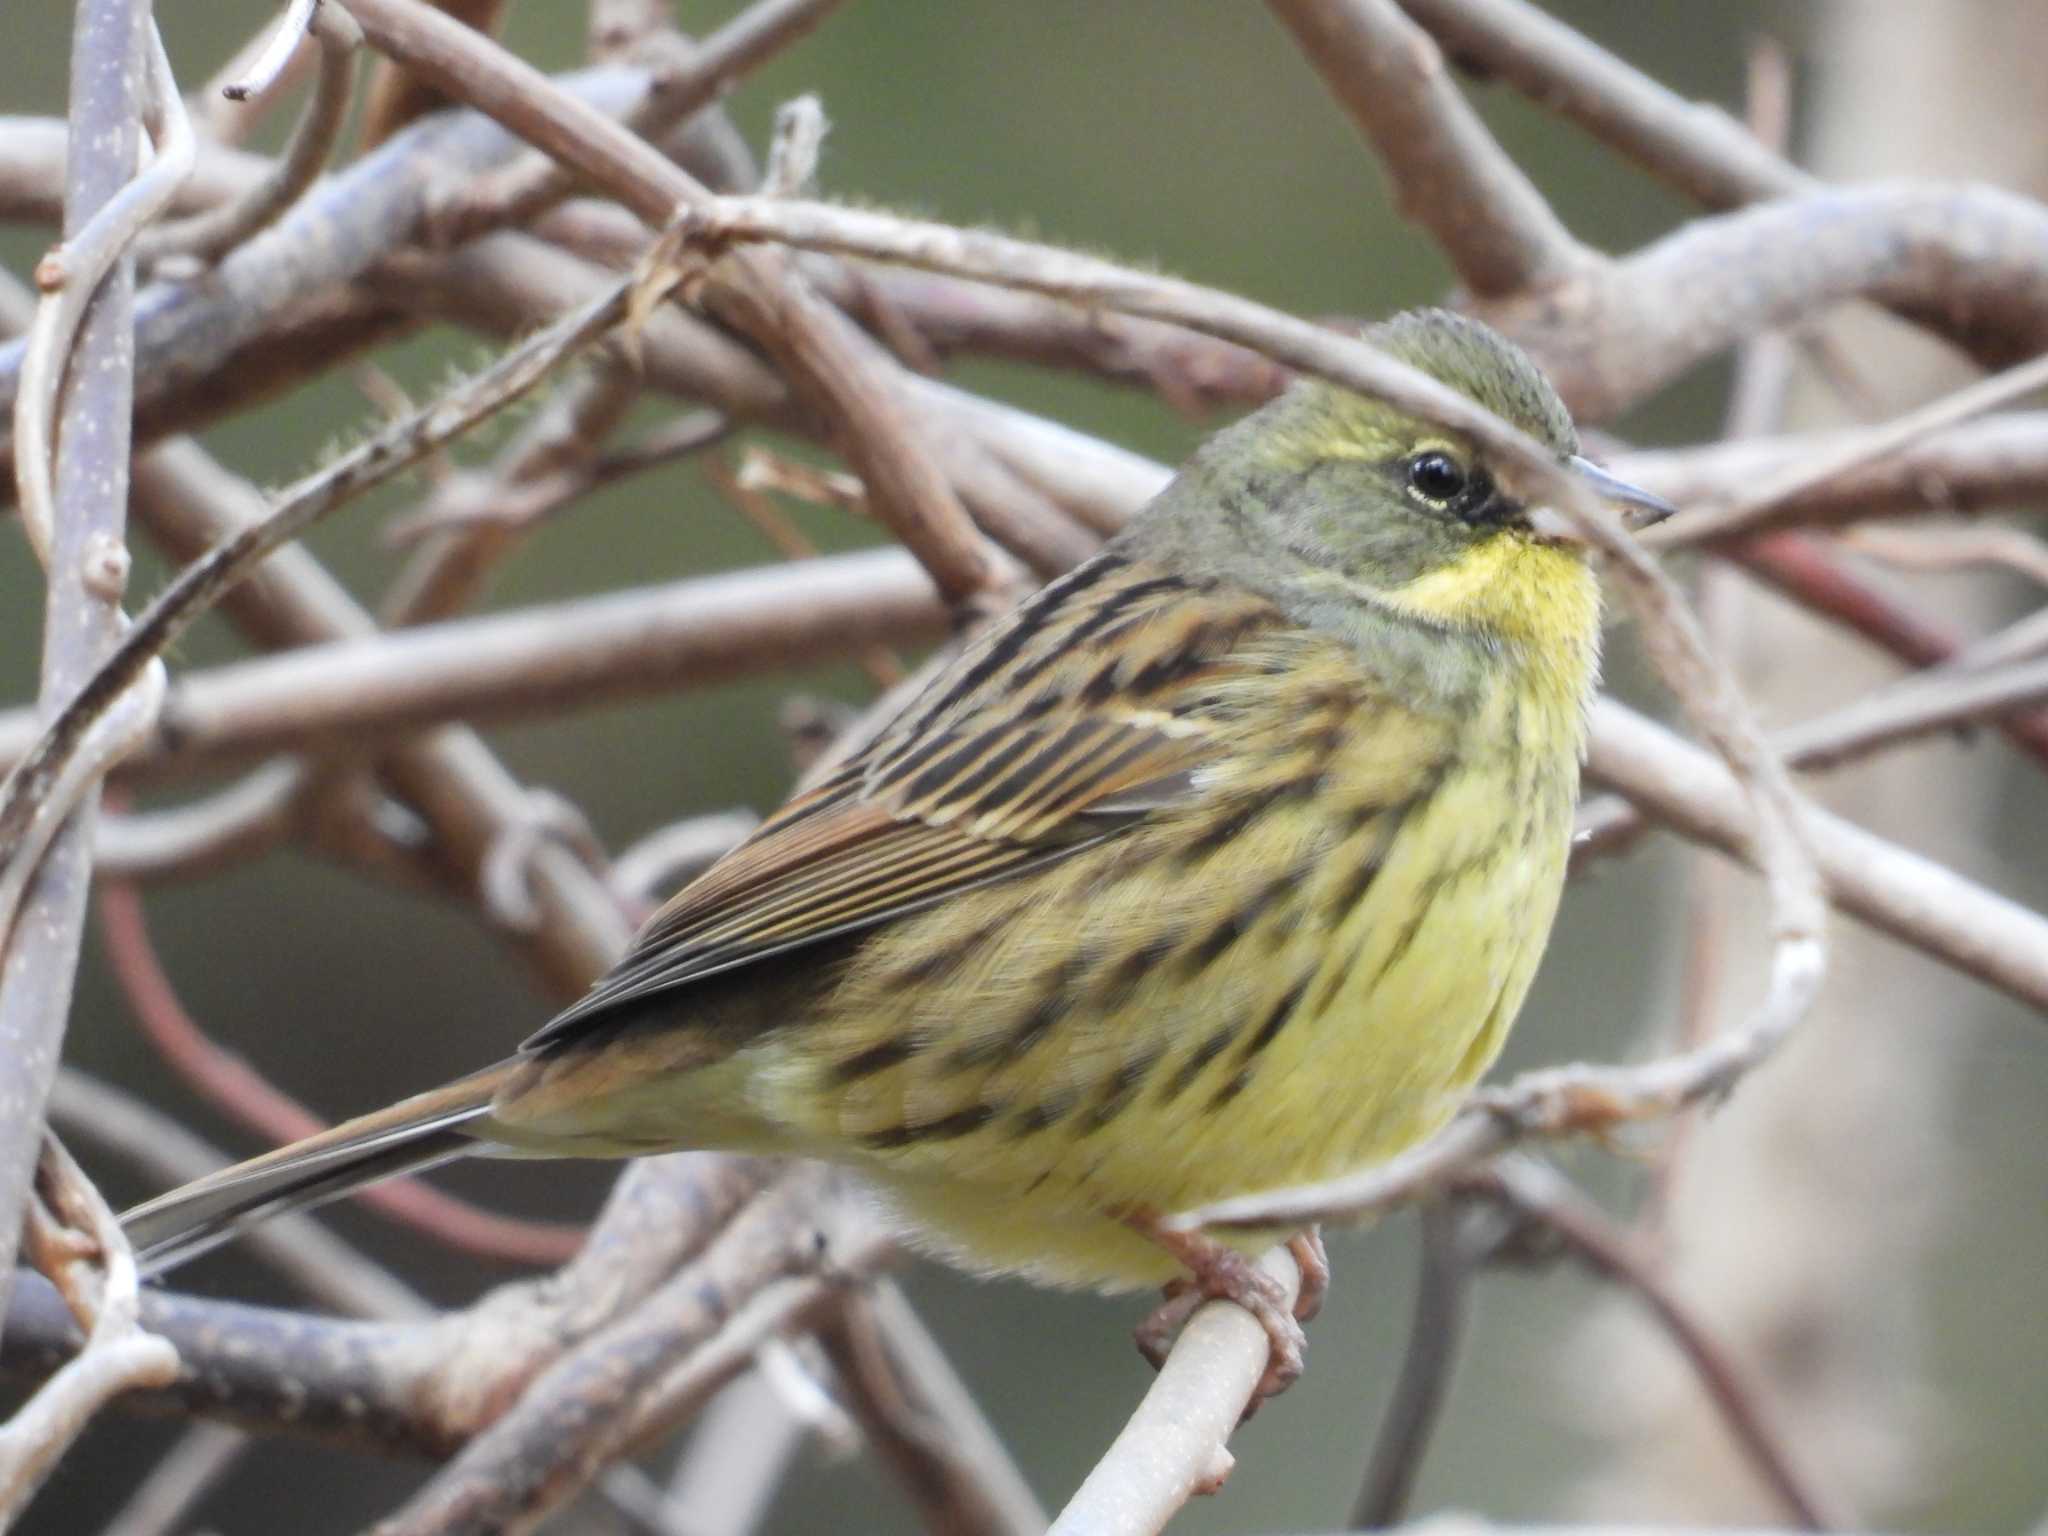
top-left (124, 309), bottom-right (1671, 1393)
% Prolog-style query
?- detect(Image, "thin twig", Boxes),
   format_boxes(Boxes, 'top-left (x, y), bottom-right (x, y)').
top-left (128, 435), bottom-right (635, 996)
top-left (379, 361), bottom-right (646, 624)
top-left (1050, 1245), bottom-right (1302, 1535)
top-left (344, 0), bottom-right (996, 605)
top-left (1350, 1201), bottom-right (1488, 1528)
top-left (425, 0), bottom-right (849, 247)
top-left (98, 1422), bottom-right (247, 1536)
top-left (1393, 0), bottom-right (1808, 208)
top-left (819, 1281), bottom-right (1049, 1536)
top-left (221, 0), bottom-right (321, 101)
top-left (1662, 349), bottom-right (2048, 547)
top-left (141, 0), bottom-right (363, 266)
top-left (1473, 1158), bottom-right (1848, 1531)
top-left (0, 243), bottom-right (662, 942)
top-left (90, 763), bottom-right (307, 881)
top-left (1843, 523), bottom-right (2048, 588)
top-left (0, 1138), bottom-right (178, 1522)
top-left (659, 1364), bottom-right (815, 1536)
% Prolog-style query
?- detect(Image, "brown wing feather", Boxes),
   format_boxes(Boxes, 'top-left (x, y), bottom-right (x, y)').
top-left (525, 555), bottom-right (1284, 1050)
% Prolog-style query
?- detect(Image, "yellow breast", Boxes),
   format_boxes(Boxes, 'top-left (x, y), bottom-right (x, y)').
top-left (741, 660), bottom-right (1584, 1291)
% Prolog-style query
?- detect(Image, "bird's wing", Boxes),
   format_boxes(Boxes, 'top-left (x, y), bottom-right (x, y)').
top-left (524, 553), bottom-right (1293, 1050)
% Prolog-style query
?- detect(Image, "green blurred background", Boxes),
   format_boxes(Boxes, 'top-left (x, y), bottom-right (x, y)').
top-left (4, 3), bottom-right (2045, 1533)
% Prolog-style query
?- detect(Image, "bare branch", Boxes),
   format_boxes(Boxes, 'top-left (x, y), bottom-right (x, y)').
top-left (1266, 0), bottom-right (1583, 295)
top-left (429, 0), bottom-right (850, 247)
top-left (1658, 348), bottom-right (2048, 547)
top-left (0, 248), bottom-right (656, 951)
top-left (129, 437), bottom-right (636, 995)
top-left (219, 0), bottom-right (322, 101)
top-left (139, 0), bottom-right (362, 266)
top-left (343, 0), bottom-right (997, 605)
top-left (365, 1168), bottom-right (891, 1536)
top-left (1351, 1201), bottom-right (1487, 1527)
top-left (0, 1138), bottom-right (178, 1522)
top-left (0, 0), bottom-right (168, 1317)
top-left (0, 550), bottom-right (949, 778)
top-left (818, 1281), bottom-right (1049, 1536)
top-left (1394, 0), bottom-right (1808, 208)
top-left (1050, 1244), bottom-right (1302, 1535)
top-left (1584, 699), bottom-right (2048, 1011)
top-left (1473, 1159), bottom-right (1847, 1531)
top-left (98, 1422), bottom-right (246, 1536)
top-left (1485, 185), bottom-right (2048, 419)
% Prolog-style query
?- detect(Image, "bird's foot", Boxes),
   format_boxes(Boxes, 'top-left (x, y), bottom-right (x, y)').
top-left (1126, 1214), bottom-right (1317, 1407)
top-left (1288, 1226), bottom-right (1330, 1324)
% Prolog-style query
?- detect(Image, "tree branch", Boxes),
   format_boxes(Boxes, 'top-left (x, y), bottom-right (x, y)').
top-left (1266, 0), bottom-right (1583, 295)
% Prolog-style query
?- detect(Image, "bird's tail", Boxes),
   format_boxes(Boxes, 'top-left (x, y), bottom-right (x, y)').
top-left (122, 1062), bottom-right (519, 1279)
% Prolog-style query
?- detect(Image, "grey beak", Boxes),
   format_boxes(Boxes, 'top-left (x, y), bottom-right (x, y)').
top-left (1567, 454), bottom-right (1677, 531)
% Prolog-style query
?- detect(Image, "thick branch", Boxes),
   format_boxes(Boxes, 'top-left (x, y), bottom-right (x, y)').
top-left (1266, 0), bottom-right (1582, 295)
top-left (0, 0), bottom-right (151, 1308)
top-left (0, 551), bottom-right (950, 779)
top-left (1394, 0), bottom-right (1808, 208)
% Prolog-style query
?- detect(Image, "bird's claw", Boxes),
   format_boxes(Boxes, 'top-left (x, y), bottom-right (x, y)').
top-left (1126, 1217), bottom-right (1323, 1409)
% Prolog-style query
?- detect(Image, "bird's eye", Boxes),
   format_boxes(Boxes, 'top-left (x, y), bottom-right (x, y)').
top-left (1406, 452), bottom-right (1471, 506)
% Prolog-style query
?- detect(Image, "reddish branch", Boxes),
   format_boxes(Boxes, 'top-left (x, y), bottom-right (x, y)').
top-left (95, 878), bottom-right (583, 1268)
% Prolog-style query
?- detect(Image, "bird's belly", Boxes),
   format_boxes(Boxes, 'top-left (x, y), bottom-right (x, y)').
top-left (739, 752), bottom-right (1573, 1292)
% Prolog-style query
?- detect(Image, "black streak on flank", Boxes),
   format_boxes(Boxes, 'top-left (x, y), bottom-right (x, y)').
top-left (1158, 1023), bottom-right (1238, 1104)
top-left (1180, 874), bottom-right (1294, 976)
top-left (880, 913), bottom-right (1004, 992)
top-left (1174, 776), bottom-right (1320, 866)
top-left (1237, 974), bottom-right (1312, 1064)
top-left (1363, 848), bottom-right (1492, 993)
top-left (1206, 1065), bottom-right (1254, 1111)
top-left (861, 1102), bottom-right (1000, 1150)
top-left (946, 956), bottom-right (1083, 1073)
top-left (1326, 850), bottom-right (1388, 922)
top-left (1009, 1088), bottom-right (1079, 1138)
top-left (828, 1036), bottom-right (918, 1086)
top-left (1077, 1047), bottom-right (1163, 1137)
top-left (1102, 934), bottom-right (1180, 1010)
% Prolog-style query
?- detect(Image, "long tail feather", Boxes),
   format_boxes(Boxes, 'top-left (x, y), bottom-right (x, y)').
top-left (122, 1063), bottom-right (517, 1278)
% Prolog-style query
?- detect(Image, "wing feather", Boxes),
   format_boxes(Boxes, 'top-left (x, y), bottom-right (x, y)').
top-left (524, 556), bottom-right (1288, 1051)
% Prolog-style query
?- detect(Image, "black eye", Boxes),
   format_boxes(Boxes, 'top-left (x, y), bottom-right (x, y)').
top-left (1406, 452), bottom-right (1470, 504)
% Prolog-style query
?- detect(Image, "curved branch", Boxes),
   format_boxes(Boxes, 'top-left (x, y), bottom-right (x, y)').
top-left (1394, 0), bottom-right (1808, 208)
top-left (138, 0), bottom-right (362, 266)
top-left (1050, 1244), bottom-right (1303, 1535)
top-left (96, 881), bottom-right (585, 1268)
top-left (1267, 0), bottom-right (1583, 295)
top-left (0, 257), bottom-right (646, 924)
top-left (1485, 184), bottom-right (2048, 418)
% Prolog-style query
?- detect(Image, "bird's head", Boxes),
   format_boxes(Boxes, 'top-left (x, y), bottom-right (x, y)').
top-left (1129, 308), bottom-right (1672, 651)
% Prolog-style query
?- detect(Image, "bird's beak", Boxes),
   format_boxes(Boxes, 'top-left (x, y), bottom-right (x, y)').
top-left (1565, 454), bottom-right (1677, 532)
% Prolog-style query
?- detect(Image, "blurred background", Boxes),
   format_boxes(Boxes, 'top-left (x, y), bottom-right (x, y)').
top-left (4, 2), bottom-right (2045, 1532)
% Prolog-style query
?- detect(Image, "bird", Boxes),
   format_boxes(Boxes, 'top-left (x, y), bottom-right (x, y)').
top-left (122, 308), bottom-right (1673, 1397)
